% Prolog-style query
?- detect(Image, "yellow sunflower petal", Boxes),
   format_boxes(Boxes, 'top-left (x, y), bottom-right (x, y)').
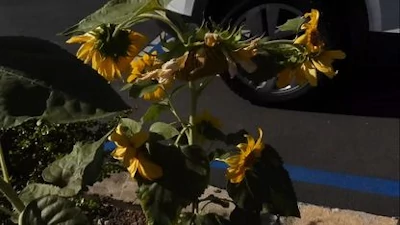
top-left (137, 152), bottom-right (163, 180)
top-left (76, 43), bottom-right (93, 61)
top-left (253, 128), bottom-right (264, 157)
top-left (126, 158), bottom-right (140, 178)
top-left (244, 134), bottom-right (256, 155)
top-left (131, 58), bottom-right (146, 72)
top-left (66, 34), bottom-right (93, 44)
top-left (130, 131), bottom-right (149, 149)
top-left (223, 154), bottom-right (242, 167)
top-left (311, 57), bottom-right (336, 78)
top-left (302, 60), bottom-right (318, 86)
top-left (294, 33), bottom-right (307, 45)
top-left (91, 51), bottom-right (102, 70)
top-left (276, 68), bottom-right (293, 88)
top-left (108, 132), bottom-right (130, 148)
top-left (227, 168), bottom-right (246, 183)
top-left (111, 146), bottom-right (129, 160)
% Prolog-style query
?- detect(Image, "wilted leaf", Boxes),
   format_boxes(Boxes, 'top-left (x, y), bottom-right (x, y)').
top-left (41, 129), bottom-right (113, 195)
top-left (277, 17), bottom-right (306, 32)
top-left (149, 122), bottom-right (179, 140)
top-left (18, 195), bottom-right (89, 225)
top-left (0, 36), bottom-right (130, 130)
top-left (61, 0), bottom-right (172, 36)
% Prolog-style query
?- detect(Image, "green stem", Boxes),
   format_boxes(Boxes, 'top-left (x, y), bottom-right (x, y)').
top-left (0, 205), bottom-right (13, 216)
top-left (133, 13), bottom-right (186, 44)
top-left (174, 125), bottom-right (190, 146)
top-left (188, 81), bottom-right (198, 146)
top-left (0, 178), bottom-right (25, 214)
top-left (0, 142), bottom-right (10, 183)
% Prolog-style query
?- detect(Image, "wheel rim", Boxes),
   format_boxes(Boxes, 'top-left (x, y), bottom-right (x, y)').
top-left (233, 3), bottom-right (308, 95)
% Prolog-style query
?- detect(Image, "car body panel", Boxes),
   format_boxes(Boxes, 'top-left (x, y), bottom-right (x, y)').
top-left (166, 0), bottom-right (400, 33)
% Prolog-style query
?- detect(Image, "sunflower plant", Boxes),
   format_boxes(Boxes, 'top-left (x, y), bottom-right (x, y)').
top-left (0, 0), bottom-right (345, 224)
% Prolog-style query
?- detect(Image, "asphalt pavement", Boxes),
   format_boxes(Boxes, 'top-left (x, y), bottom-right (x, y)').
top-left (1, 0), bottom-right (399, 217)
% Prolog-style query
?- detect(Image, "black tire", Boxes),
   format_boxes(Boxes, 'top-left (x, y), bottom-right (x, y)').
top-left (206, 0), bottom-right (369, 106)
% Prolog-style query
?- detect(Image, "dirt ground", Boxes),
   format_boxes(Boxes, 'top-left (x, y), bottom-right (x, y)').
top-left (87, 172), bottom-right (399, 225)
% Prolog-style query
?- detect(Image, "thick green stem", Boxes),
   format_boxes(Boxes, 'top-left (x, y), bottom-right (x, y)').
top-left (0, 142), bottom-right (10, 183)
top-left (188, 81), bottom-right (198, 145)
top-left (0, 178), bottom-right (25, 214)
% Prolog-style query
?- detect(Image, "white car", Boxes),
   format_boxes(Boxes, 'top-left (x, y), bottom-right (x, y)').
top-left (165, 0), bottom-right (400, 103)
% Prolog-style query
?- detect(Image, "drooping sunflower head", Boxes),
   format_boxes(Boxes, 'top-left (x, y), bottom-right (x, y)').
top-left (127, 51), bottom-right (179, 101)
top-left (222, 128), bottom-right (265, 183)
top-left (67, 24), bottom-right (147, 82)
top-left (295, 9), bottom-right (325, 53)
top-left (108, 123), bottom-right (162, 180)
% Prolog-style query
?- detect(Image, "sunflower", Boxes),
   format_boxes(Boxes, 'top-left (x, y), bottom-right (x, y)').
top-left (277, 50), bottom-right (346, 87)
top-left (128, 52), bottom-right (188, 101)
top-left (66, 24), bottom-right (147, 82)
top-left (295, 9), bottom-right (325, 53)
top-left (108, 124), bottom-right (163, 180)
top-left (220, 128), bottom-right (264, 184)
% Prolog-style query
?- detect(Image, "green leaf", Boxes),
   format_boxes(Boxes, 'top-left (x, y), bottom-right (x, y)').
top-left (18, 195), bottom-right (89, 225)
top-left (277, 17), bottom-right (306, 32)
top-left (144, 143), bottom-right (210, 200)
top-left (134, 144), bottom-right (210, 224)
top-left (120, 83), bottom-right (134, 91)
top-left (142, 102), bottom-right (169, 122)
top-left (196, 120), bottom-right (225, 142)
top-left (257, 144), bottom-right (300, 217)
top-left (178, 213), bottom-right (232, 225)
top-left (0, 36), bottom-right (130, 130)
top-left (227, 144), bottom-right (300, 217)
top-left (129, 80), bottom-right (161, 98)
top-left (138, 182), bottom-right (189, 225)
top-left (149, 122), bottom-right (179, 140)
top-left (41, 129), bottom-right (113, 195)
top-left (119, 117), bottom-right (142, 136)
top-left (18, 183), bottom-right (75, 206)
top-left (227, 171), bottom-right (263, 212)
top-left (225, 129), bottom-right (248, 146)
top-left (60, 0), bottom-right (172, 36)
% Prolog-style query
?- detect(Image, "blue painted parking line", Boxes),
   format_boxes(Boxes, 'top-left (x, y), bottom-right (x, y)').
top-left (104, 142), bottom-right (400, 197)
top-left (212, 161), bottom-right (400, 198)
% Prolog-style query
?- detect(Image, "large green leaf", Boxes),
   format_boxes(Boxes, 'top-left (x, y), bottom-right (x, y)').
top-left (18, 183), bottom-right (74, 206)
top-left (40, 128), bottom-right (113, 195)
top-left (0, 36), bottom-right (130, 130)
top-left (227, 144), bottom-right (300, 217)
top-left (144, 143), bottom-right (210, 200)
top-left (178, 213), bottom-right (232, 225)
top-left (61, 0), bottom-right (172, 36)
top-left (142, 102), bottom-right (169, 122)
top-left (149, 122), bottom-right (179, 140)
top-left (258, 144), bottom-right (300, 217)
top-left (18, 195), bottom-right (89, 225)
top-left (137, 182), bottom-right (189, 225)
